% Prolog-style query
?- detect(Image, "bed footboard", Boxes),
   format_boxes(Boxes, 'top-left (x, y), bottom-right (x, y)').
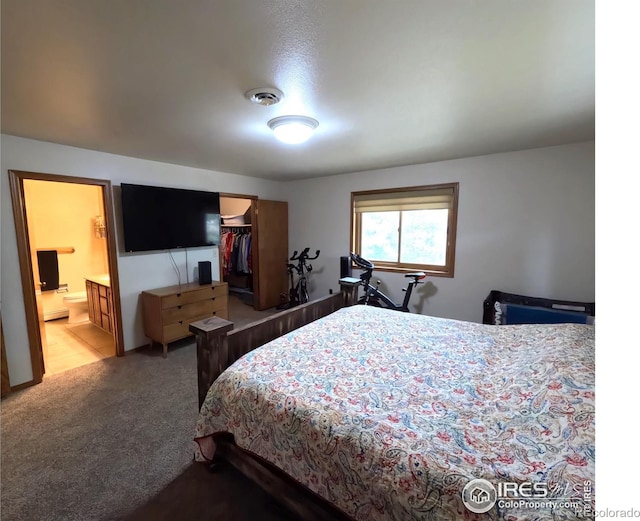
top-left (190, 279), bottom-right (359, 408)
top-left (214, 437), bottom-right (352, 521)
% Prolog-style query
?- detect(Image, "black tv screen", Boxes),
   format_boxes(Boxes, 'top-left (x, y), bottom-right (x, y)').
top-left (120, 183), bottom-right (221, 252)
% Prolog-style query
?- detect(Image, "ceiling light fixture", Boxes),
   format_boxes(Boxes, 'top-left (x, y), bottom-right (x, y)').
top-left (268, 115), bottom-right (319, 144)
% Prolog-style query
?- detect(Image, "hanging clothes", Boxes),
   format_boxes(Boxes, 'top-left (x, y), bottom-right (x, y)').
top-left (221, 228), bottom-right (252, 277)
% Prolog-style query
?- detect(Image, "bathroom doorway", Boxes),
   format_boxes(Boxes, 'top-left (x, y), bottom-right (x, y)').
top-left (9, 171), bottom-right (124, 385)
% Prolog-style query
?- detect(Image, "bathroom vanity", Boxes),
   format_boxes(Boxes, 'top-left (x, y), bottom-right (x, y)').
top-left (85, 275), bottom-right (113, 334)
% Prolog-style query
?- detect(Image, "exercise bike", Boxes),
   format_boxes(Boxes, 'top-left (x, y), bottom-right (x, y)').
top-left (282, 248), bottom-right (320, 308)
top-left (350, 252), bottom-right (426, 312)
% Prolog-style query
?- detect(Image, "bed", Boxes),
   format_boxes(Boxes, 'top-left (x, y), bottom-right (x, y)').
top-left (191, 283), bottom-right (595, 520)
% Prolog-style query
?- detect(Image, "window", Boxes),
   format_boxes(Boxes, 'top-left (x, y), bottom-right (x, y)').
top-left (351, 183), bottom-right (459, 277)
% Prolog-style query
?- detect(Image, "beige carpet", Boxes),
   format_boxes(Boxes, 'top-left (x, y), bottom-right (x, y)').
top-left (1, 295), bottom-right (285, 521)
top-left (227, 292), bottom-right (281, 327)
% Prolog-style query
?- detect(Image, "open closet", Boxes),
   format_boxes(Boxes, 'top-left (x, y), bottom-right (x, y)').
top-left (219, 195), bottom-right (288, 310)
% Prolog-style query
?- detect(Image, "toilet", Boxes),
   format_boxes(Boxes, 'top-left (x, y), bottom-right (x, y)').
top-left (63, 292), bottom-right (89, 323)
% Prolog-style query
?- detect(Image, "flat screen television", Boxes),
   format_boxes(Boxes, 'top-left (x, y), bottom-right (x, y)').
top-left (120, 183), bottom-right (221, 252)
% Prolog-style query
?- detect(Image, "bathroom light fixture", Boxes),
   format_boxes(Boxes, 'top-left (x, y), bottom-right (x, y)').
top-left (94, 215), bottom-right (106, 239)
top-left (268, 116), bottom-right (319, 144)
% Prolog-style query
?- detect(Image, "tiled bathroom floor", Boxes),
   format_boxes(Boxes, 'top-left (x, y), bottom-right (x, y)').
top-left (43, 319), bottom-right (116, 376)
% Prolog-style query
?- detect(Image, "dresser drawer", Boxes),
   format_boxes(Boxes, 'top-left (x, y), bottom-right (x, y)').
top-left (161, 296), bottom-right (228, 324)
top-left (160, 285), bottom-right (227, 309)
top-left (162, 320), bottom-right (191, 343)
top-left (162, 310), bottom-right (228, 342)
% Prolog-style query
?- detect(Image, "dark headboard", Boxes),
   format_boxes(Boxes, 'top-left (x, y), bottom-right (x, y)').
top-left (483, 290), bottom-right (595, 325)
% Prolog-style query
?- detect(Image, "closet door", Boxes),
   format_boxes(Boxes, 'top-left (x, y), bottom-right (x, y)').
top-left (253, 199), bottom-right (288, 310)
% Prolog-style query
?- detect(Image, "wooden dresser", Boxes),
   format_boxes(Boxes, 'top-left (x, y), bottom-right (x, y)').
top-left (142, 281), bottom-right (228, 357)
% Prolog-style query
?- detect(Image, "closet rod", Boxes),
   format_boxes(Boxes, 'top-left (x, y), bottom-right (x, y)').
top-left (221, 225), bottom-right (251, 233)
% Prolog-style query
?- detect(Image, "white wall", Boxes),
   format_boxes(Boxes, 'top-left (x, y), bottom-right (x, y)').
top-left (2, 136), bottom-right (595, 386)
top-left (1, 135), bottom-right (285, 386)
top-left (287, 142), bottom-right (595, 323)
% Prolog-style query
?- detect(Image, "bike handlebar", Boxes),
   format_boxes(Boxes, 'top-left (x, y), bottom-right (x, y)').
top-left (288, 248), bottom-right (321, 274)
top-left (351, 252), bottom-right (374, 270)
top-left (291, 248), bottom-right (320, 262)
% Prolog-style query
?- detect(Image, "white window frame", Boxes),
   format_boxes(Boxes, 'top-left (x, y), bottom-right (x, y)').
top-left (350, 182), bottom-right (459, 277)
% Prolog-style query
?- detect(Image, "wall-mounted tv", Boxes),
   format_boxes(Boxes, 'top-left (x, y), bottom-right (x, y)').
top-left (120, 183), bottom-right (221, 252)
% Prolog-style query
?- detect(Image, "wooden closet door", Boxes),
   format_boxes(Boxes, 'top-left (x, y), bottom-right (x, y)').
top-left (253, 199), bottom-right (288, 310)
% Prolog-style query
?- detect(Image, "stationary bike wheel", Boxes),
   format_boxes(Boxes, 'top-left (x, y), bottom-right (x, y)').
top-left (300, 281), bottom-right (309, 304)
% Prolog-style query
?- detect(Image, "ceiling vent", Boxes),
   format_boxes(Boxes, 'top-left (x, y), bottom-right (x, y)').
top-left (245, 87), bottom-right (284, 106)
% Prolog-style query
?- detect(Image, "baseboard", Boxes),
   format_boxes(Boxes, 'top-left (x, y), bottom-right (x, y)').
top-left (44, 310), bottom-right (69, 321)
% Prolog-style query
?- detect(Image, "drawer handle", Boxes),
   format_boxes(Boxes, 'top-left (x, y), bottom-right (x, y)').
top-left (211, 297), bottom-right (216, 301)
top-left (179, 320), bottom-right (183, 324)
top-left (177, 305), bottom-right (182, 309)
top-left (176, 293), bottom-right (181, 297)
top-left (212, 311), bottom-right (217, 316)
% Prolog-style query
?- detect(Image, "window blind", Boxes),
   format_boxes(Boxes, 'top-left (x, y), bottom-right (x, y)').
top-left (353, 187), bottom-right (454, 213)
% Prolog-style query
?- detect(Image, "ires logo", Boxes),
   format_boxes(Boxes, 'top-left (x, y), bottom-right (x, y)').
top-left (462, 479), bottom-right (498, 513)
top-left (497, 482), bottom-right (548, 498)
top-left (462, 479), bottom-right (549, 514)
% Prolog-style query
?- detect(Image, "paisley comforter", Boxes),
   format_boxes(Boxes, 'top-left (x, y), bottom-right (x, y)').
top-left (194, 305), bottom-right (595, 520)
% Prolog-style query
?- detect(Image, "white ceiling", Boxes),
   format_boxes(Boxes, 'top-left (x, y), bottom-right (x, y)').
top-left (1, 0), bottom-right (594, 181)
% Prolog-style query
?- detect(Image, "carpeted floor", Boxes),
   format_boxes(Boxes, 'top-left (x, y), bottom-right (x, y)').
top-left (1, 296), bottom-right (291, 521)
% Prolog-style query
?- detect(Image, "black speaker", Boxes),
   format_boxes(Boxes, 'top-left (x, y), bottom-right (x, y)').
top-left (340, 256), bottom-right (352, 278)
top-left (198, 261), bottom-right (212, 285)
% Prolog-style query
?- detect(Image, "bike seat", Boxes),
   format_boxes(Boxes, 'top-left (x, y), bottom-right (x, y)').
top-left (404, 272), bottom-right (426, 280)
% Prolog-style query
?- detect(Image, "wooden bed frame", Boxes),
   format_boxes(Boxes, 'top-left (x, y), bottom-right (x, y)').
top-left (189, 279), bottom-right (360, 521)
